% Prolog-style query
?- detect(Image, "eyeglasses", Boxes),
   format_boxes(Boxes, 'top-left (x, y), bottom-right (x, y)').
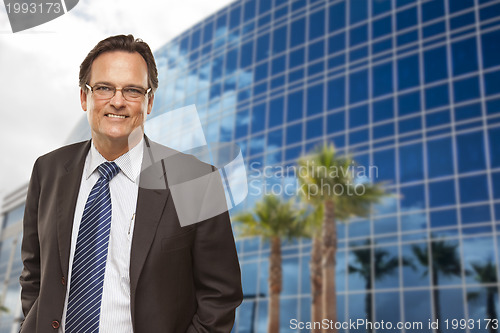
top-left (85, 83), bottom-right (151, 101)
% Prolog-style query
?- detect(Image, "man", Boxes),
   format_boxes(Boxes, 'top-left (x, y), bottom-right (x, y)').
top-left (19, 34), bottom-right (243, 333)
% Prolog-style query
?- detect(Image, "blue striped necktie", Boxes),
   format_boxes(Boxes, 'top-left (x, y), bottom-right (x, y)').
top-left (66, 161), bottom-right (120, 333)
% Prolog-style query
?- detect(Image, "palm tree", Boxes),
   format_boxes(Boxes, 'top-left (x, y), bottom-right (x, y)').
top-left (233, 195), bottom-right (307, 333)
top-left (468, 261), bottom-right (498, 333)
top-left (297, 143), bottom-right (388, 333)
top-left (348, 240), bottom-right (413, 333)
top-left (412, 238), bottom-right (462, 333)
top-left (302, 204), bottom-right (323, 332)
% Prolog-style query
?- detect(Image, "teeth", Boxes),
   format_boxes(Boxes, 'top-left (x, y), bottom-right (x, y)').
top-left (107, 114), bottom-right (126, 119)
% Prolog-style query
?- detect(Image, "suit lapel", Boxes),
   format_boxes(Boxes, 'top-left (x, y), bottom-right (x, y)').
top-left (56, 140), bottom-right (91, 278)
top-left (129, 137), bottom-right (171, 303)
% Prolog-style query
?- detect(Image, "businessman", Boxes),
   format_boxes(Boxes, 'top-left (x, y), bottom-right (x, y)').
top-left (19, 34), bottom-right (243, 333)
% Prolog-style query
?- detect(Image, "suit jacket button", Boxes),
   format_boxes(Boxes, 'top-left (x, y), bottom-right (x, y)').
top-left (61, 277), bottom-right (66, 285)
top-left (52, 320), bottom-right (60, 329)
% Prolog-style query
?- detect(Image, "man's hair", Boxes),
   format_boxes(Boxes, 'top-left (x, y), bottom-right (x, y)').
top-left (79, 34), bottom-right (158, 94)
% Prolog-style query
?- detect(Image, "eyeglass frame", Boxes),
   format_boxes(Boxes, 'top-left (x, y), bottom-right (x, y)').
top-left (85, 83), bottom-right (152, 101)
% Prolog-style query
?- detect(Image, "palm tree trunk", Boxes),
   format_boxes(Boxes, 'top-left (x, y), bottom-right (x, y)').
top-left (310, 233), bottom-right (322, 333)
top-left (323, 199), bottom-right (337, 333)
top-left (365, 279), bottom-right (373, 333)
top-left (487, 290), bottom-right (497, 333)
top-left (432, 268), bottom-right (442, 333)
top-left (268, 236), bottom-right (282, 333)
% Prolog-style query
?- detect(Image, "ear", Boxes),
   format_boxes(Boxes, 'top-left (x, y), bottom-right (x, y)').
top-left (80, 88), bottom-right (88, 111)
top-left (146, 94), bottom-right (154, 115)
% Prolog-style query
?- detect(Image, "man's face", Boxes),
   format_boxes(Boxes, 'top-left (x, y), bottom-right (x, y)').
top-left (81, 51), bottom-right (154, 145)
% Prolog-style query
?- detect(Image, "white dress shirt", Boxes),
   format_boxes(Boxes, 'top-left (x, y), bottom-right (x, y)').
top-left (59, 138), bottom-right (143, 333)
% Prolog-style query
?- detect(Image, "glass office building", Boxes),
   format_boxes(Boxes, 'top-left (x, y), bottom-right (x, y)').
top-left (2, 0), bottom-right (500, 332)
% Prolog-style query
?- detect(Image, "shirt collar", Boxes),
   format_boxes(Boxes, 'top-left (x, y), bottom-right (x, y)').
top-left (86, 137), bottom-right (144, 184)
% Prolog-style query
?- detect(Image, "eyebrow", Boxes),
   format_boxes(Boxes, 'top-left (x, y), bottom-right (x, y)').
top-left (92, 81), bottom-right (146, 89)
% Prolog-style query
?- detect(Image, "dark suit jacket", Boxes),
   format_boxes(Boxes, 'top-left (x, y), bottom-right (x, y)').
top-left (19, 137), bottom-right (243, 333)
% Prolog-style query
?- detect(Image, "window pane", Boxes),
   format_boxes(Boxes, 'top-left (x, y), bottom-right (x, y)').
top-left (449, 0), bottom-right (474, 13)
top-left (398, 55), bottom-right (420, 90)
top-left (287, 90), bottom-right (303, 121)
top-left (349, 129), bottom-right (368, 145)
top-left (349, 105), bottom-right (368, 128)
top-left (373, 98), bottom-right (394, 122)
top-left (203, 21), bottom-right (214, 44)
top-left (349, 0), bottom-right (367, 24)
top-left (398, 91), bottom-right (421, 116)
top-left (327, 77), bottom-right (345, 109)
top-left (461, 205), bottom-right (491, 225)
top-left (372, 16), bottom-right (392, 39)
top-left (453, 76), bottom-right (480, 103)
top-left (235, 109), bottom-right (249, 139)
top-left (424, 47), bottom-right (447, 83)
top-left (229, 5), bottom-right (241, 29)
top-left (329, 1), bottom-right (345, 32)
top-left (402, 245), bottom-right (430, 287)
top-left (426, 109), bottom-right (450, 127)
top-left (256, 33), bottom-right (270, 62)
top-left (307, 84), bottom-right (323, 116)
top-left (404, 290), bottom-right (432, 332)
top-left (373, 148), bottom-right (395, 182)
top-left (286, 123), bottom-right (302, 145)
top-left (308, 40), bottom-right (324, 62)
top-left (484, 70), bottom-right (500, 96)
top-left (373, 62), bottom-right (393, 97)
top-left (372, 0), bottom-right (391, 16)
top-left (225, 49), bottom-right (238, 76)
top-left (456, 131), bottom-right (486, 173)
top-left (422, 0), bottom-right (444, 22)
top-left (427, 137), bottom-right (454, 178)
top-left (397, 7), bottom-right (417, 30)
top-left (429, 180), bottom-right (456, 207)
top-left (328, 32), bottom-right (345, 54)
top-left (289, 47), bottom-right (305, 69)
top-left (290, 17), bottom-right (306, 47)
top-left (306, 117), bottom-right (323, 140)
top-left (373, 122), bottom-right (394, 139)
top-left (327, 111), bottom-right (345, 133)
top-left (430, 209), bottom-right (458, 228)
top-left (272, 26), bottom-right (287, 54)
top-left (349, 70), bottom-right (368, 103)
top-left (350, 24), bottom-right (368, 47)
top-left (243, 0), bottom-right (256, 21)
top-left (400, 184), bottom-right (425, 211)
top-left (481, 29), bottom-right (500, 69)
top-left (269, 96), bottom-right (284, 128)
top-left (271, 55), bottom-right (286, 75)
top-left (251, 103), bottom-right (266, 134)
top-left (309, 9), bottom-right (325, 40)
top-left (459, 175), bottom-right (488, 203)
top-left (240, 41), bottom-right (254, 68)
top-left (452, 38), bottom-right (478, 76)
top-left (489, 127), bottom-right (500, 167)
top-left (399, 143), bottom-right (424, 182)
top-left (425, 84), bottom-right (449, 110)
top-left (254, 62), bottom-right (268, 82)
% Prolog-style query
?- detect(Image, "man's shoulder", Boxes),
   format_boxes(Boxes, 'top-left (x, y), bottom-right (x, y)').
top-left (35, 140), bottom-right (90, 166)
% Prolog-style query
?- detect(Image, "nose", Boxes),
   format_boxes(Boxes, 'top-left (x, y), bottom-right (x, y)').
top-left (109, 89), bottom-right (126, 108)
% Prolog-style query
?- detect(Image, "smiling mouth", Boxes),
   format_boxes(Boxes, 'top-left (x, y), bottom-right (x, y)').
top-left (106, 113), bottom-right (128, 119)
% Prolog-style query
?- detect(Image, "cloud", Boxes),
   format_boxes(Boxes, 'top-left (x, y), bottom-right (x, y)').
top-left (0, 0), bottom-right (233, 198)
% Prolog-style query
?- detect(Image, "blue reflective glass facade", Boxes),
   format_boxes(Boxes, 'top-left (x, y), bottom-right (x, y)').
top-left (145, 0), bottom-right (500, 331)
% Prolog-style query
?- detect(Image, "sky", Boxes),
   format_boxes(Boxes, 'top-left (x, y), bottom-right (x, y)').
top-left (0, 0), bottom-right (235, 200)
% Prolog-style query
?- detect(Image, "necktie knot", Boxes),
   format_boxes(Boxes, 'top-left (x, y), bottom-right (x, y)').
top-left (98, 162), bottom-right (120, 181)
